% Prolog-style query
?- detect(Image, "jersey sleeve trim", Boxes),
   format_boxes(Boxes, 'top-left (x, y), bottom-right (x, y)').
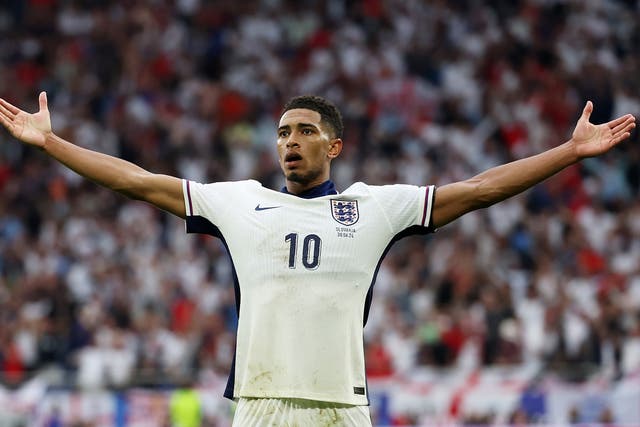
top-left (183, 179), bottom-right (194, 216)
top-left (421, 185), bottom-right (436, 227)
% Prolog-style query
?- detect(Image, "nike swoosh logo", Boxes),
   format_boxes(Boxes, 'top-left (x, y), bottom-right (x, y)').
top-left (255, 204), bottom-right (282, 211)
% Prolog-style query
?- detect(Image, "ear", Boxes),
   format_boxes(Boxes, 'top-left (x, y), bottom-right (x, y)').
top-left (327, 138), bottom-right (343, 159)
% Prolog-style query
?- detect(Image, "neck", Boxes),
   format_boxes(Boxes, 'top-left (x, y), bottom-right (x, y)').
top-left (285, 181), bottom-right (318, 195)
top-left (285, 173), bottom-right (330, 195)
top-left (282, 179), bottom-right (337, 199)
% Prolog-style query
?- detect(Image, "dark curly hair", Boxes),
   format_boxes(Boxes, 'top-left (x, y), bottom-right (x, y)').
top-left (282, 95), bottom-right (344, 139)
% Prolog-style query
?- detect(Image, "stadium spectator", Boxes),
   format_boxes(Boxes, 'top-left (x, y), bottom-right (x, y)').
top-left (1, 0), bottom-right (640, 424)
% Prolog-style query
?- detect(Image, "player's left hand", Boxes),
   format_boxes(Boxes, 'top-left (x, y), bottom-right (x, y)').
top-left (571, 101), bottom-right (636, 159)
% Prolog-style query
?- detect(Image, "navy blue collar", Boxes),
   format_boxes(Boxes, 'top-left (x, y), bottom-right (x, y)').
top-left (281, 180), bottom-right (338, 199)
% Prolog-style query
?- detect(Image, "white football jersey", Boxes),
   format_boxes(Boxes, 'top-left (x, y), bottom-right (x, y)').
top-left (183, 179), bottom-right (435, 405)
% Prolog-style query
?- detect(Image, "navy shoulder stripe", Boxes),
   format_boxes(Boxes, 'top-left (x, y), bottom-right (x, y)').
top-left (186, 215), bottom-right (223, 238)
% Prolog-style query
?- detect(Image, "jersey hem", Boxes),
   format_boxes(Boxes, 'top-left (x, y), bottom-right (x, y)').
top-left (233, 390), bottom-right (369, 406)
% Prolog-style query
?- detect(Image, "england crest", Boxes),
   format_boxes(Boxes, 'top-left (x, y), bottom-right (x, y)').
top-left (330, 199), bottom-right (359, 226)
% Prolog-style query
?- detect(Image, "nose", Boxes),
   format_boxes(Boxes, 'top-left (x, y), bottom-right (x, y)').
top-left (286, 138), bottom-right (299, 149)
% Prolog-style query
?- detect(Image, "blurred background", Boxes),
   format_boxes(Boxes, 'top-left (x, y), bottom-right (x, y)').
top-left (1, 0), bottom-right (640, 426)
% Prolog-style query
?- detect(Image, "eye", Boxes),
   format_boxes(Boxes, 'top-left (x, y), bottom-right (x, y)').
top-left (278, 130), bottom-right (289, 138)
top-left (302, 128), bottom-right (313, 135)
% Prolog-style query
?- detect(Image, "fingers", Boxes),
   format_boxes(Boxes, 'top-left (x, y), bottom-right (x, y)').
top-left (610, 115), bottom-right (636, 136)
top-left (0, 106), bottom-right (9, 128)
top-left (0, 100), bottom-right (15, 122)
top-left (608, 117), bottom-right (635, 145)
top-left (0, 98), bottom-right (19, 116)
top-left (0, 102), bottom-right (16, 134)
top-left (581, 100), bottom-right (593, 122)
top-left (39, 91), bottom-right (48, 111)
top-left (615, 122), bottom-right (635, 141)
top-left (612, 130), bottom-right (632, 145)
top-left (608, 113), bottom-right (634, 130)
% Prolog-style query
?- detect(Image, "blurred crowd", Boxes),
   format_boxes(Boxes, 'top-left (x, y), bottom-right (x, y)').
top-left (1, 0), bottom-right (640, 421)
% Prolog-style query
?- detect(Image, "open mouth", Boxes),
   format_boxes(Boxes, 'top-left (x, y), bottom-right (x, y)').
top-left (284, 152), bottom-right (303, 167)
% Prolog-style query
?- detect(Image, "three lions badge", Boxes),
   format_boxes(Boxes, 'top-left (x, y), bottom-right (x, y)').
top-left (330, 200), bottom-right (359, 226)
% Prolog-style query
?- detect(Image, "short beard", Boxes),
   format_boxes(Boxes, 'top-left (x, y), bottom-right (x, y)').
top-left (286, 168), bottom-right (323, 187)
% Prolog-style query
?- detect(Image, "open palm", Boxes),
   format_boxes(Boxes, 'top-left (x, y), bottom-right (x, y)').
top-left (0, 92), bottom-right (52, 148)
top-left (572, 101), bottom-right (636, 159)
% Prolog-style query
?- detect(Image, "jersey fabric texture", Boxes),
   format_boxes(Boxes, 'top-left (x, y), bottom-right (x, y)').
top-left (232, 397), bottom-right (372, 427)
top-left (183, 179), bottom-right (436, 405)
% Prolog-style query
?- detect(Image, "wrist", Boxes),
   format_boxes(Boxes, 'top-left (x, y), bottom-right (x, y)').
top-left (565, 138), bottom-right (582, 163)
top-left (40, 131), bottom-right (57, 152)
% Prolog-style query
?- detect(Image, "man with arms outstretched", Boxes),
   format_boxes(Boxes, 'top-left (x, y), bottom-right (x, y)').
top-left (0, 92), bottom-right (635, 426)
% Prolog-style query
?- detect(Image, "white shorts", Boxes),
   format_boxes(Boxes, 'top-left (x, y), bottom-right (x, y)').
top-left (231, 397), bottom-right (372, 427)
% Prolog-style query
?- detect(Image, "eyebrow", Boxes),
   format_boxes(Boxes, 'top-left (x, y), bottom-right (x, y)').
top-left (278, 122), bottom-right (319, 132)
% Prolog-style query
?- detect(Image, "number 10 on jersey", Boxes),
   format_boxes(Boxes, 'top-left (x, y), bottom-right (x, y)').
top-left (285, 233), bottom-right (322, 270)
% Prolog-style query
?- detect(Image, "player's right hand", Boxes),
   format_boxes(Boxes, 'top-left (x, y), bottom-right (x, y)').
top-left (0, 91), bottom-right (52, 148)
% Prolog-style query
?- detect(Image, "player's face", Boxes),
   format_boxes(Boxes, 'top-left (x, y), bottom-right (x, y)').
top-left (277, 108), bottom-right (341, 191)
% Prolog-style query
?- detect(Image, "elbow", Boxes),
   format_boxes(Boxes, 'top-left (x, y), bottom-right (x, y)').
top-left (112, 172), bottom-right (149, 200)
top-left (121, 189), bottom-right (145, 201)
top-left (467, 178), bottom-right (505, 210)
top-left (433, 177), bottom-right (508, 228)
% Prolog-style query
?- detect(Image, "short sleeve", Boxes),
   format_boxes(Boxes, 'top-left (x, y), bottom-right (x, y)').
top-left (182, 179), bottom-right (251, 235)
top-left (368, 184), bottom-right (436, 235)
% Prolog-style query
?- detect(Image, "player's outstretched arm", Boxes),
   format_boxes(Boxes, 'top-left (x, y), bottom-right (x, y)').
top-left (0, 92), bottom-right (186, 218)
top-left (431, 101), bottom-right (636, 228)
